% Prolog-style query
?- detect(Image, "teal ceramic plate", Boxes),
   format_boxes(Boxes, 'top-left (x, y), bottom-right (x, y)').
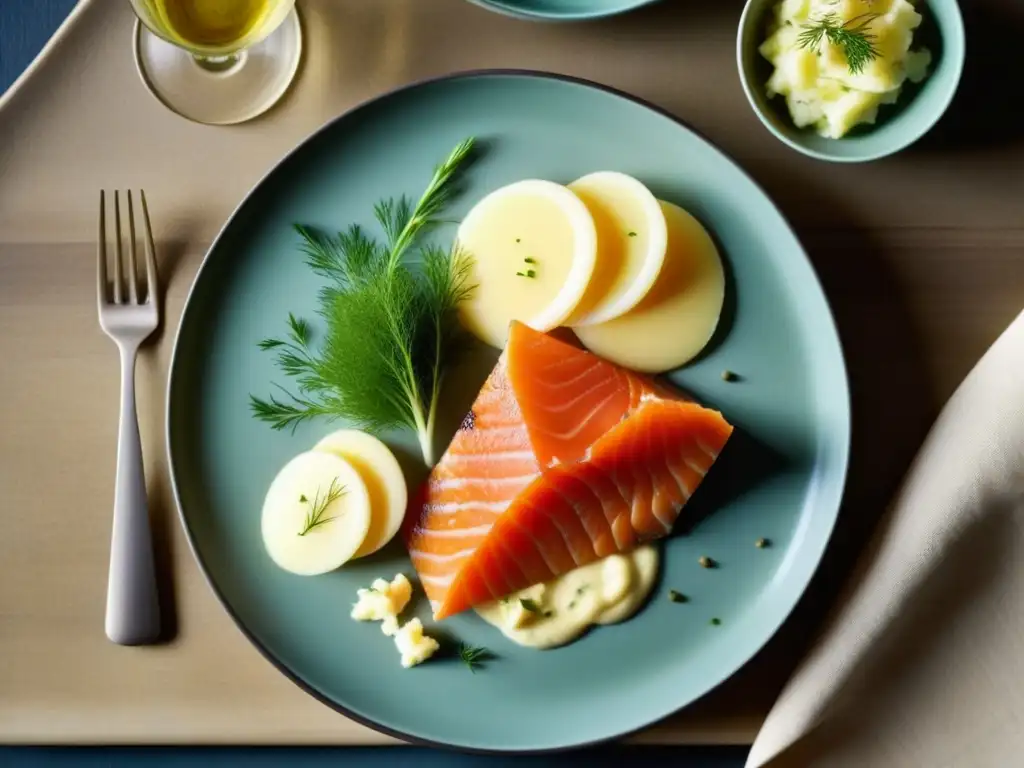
top-left (167, 71), bottom-right (850, 753)
top-left (466, 0), bottom-right (659, 21)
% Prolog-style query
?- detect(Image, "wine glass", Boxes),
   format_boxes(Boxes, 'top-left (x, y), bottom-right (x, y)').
top-left (129, 0), bottom-right (302, 125)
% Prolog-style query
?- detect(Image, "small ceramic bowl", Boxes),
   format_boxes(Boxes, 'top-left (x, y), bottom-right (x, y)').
top-left (737, 0), bottom-right (966, 162)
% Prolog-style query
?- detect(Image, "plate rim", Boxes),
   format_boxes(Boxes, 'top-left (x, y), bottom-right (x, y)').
top-left (165, 67), bottom-right (851, 754)
top-left (464, 0), bottom-right (661, 21)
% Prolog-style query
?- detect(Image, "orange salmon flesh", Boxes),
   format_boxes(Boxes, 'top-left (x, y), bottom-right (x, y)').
top-left (403, 321), bottom-right (733, 619)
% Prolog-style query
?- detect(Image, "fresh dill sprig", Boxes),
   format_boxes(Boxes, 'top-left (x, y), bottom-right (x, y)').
top-left (798, 13), bottom-right (880, 75)
top-left (519, 598), bottom-right (540, 613)
top-left (458, 644), bottom-right (494, 673)
top-left (249, 138), bottom-right (477, 465)
top-left (297, 478), bottom-right (346, 536)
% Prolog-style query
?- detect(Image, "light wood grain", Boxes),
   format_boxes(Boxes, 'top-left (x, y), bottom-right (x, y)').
top-left (1, 0), bottom-right (1022, 746)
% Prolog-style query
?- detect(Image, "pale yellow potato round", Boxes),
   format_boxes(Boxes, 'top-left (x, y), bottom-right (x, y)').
top-left (261, 451), bottom-right (372, 576)
top-left (566, 171), bottom-right (668, 327)
top-left (457, 179), bottom-right (598, 349)
top-left (313, 429), bottom-right (408, 558)
top-left (574, 201), bottom-right (724, 373)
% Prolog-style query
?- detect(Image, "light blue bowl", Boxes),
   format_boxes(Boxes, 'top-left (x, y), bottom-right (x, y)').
top-left (467, 0), bottom-right (660, 21)
top-left (737, 0), bottom-right (966, 162)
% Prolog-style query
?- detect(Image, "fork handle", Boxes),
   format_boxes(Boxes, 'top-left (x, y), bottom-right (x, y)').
top-left (105, 344), bottom-right (161, 645)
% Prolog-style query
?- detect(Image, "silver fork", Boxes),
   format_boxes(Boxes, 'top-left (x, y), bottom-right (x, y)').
top-left (97, 190), bottom-right (161, 646)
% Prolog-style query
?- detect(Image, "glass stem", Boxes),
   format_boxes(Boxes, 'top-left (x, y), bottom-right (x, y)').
top-left (192, 53), bottom-right (245, 75)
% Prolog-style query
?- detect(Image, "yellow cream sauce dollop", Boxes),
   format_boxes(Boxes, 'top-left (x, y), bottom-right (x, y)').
top-left (474, 545), bottom-right (659, 649)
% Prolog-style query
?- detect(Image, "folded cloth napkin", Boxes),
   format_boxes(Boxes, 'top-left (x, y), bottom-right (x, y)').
top-left (748, 309), bottom-right (1024, 768)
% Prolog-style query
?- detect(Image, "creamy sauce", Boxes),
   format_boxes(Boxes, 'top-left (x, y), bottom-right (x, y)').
top-left (474, 545), bottom-right (660, 649)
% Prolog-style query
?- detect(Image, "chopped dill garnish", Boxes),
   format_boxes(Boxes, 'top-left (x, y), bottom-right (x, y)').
top-left (297, 478), bottom-right (346, 536)
top-left (798, 13), bottom-right (881, 75)
top-left (459, 644), bottom-right (494, 673)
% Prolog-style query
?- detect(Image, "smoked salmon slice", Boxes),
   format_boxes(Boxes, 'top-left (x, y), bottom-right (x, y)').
top-left (402, 352), bottom-right (542, 604)
top-left (403, 321), bottom-right (733, 619)
top-left (437, 399), bottom-right (733, 618)
top-left (505, 320), bottom-right (684, 468)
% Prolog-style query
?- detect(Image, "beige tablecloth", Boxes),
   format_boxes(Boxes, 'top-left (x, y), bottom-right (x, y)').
top-left (750, 308), bottom-right (1024, 766)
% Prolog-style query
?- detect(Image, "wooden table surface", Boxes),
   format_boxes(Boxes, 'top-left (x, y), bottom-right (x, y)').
top-left (1, 0), bottom-right (1022, 746)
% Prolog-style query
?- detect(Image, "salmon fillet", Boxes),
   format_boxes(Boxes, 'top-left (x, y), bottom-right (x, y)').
top-left (506, 319), bottom-right (683, 468)
top-left (403, 352), bottom-right (541, 603)
top-left (403, 321), bottom-right (733, 618)
top-left (438, 399), bottom-right (733, 618)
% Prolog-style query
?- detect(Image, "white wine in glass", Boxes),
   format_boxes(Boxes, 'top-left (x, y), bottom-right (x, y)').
top-left (129, 0), bottom-right (302, 125)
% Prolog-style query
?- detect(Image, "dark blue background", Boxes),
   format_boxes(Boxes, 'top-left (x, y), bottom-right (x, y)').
top-left (0, 2), bottom-right (749, 765)
top-left (0, 0), bottom-right (78, 94)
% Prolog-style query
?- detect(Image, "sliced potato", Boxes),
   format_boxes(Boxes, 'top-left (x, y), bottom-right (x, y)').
top-left (456, 179), bottom-right (598, 349)
top-left (574, 201), bottom-right (724, 373)
top-left (314, 429), bottom-right (408, 558)
top-left (565, 171), bottom-right (668, 327)
top-left (261, 451), bottom-right (371, 575)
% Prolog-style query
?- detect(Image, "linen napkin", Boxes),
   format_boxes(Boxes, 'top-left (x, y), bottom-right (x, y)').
top-left (747, 309), bottom-right (1024, 768)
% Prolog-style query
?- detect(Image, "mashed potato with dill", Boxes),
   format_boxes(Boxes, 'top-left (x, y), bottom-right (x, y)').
top-left (760, 0), bottom-right (932, 139)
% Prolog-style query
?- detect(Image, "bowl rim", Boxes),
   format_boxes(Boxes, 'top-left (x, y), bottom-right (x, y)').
top-left (735, 0), bottom-right (967, 163)
top-left (466, 0), bottom-right (660, 21)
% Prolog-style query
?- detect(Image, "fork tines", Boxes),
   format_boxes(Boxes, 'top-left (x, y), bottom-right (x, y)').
top-left (97, 190), bottom-right (159, 308)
